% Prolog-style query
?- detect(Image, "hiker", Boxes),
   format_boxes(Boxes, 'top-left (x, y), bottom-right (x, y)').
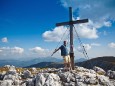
top-left (52, 41), bottom-right (72, 70)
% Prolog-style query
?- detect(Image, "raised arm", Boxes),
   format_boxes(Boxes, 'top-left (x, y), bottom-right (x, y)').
top-left (54, 48), bottom-right (60, 53)
top-left (51, 47), bottom-right (61, 56)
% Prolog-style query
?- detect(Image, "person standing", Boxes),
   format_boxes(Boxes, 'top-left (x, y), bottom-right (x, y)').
top-left (52, 41), bottom-right (72, 70)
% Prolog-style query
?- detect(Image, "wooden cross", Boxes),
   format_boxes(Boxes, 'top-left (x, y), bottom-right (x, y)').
top-left (56, 7), bottom-right (88, 70)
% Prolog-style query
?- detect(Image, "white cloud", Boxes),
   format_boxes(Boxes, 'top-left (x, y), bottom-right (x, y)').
top-left (0, 47), bottom-right (10, 53)
top-left (42, 26), bottom-right (68, 42)
top-left (77, 44), bottom-right (91, 52)
top-left (43, 19), bottom-right (99, 42)
top-left (30, 47), bottom-right (45, 53)
top-left (0, 46), bottom-right (24, 56)
top-left (60, 0), bottom-right (113, 38)
top-left (0, 50), bottom-right (2, 52)
top-left (29, 47), bottom-right (51, 57)
top-left (104, 21), bottom-right (112, 27)
top-left (60, 0), bottom-right (115, 21)
top-left (1, 37), bottom-right (8, 43)
top-left (74, 19), bottom-right (98, 39)
top-left (91, 43), bottom-right (101, 46)
top-left (77, 43), bottom-right (100, 53)
top-left (43, 0), bottom-right (115, 42)
top-left (11, 47), bottom-right (24, 54)
top-left (108, 42), bottom-right (115, 48)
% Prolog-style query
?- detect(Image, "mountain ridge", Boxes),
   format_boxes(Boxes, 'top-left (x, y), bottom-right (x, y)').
top-left (76, 56), bottom-right (115, 71)
top-left (26, 56), bottom-right (115, 71)
top-left (0, 57), bottom-right (85, 67)
top-left (0, 57), bottom-right (62, 67)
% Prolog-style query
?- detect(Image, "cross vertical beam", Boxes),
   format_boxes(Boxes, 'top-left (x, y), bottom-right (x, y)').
top-left (69, 7), bottom-right (74, 70)
top-left (56, 7), bottom-right (88, 70)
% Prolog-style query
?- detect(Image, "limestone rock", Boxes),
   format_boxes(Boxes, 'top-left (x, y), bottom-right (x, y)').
top-left (93, 66), bottom-right (106, 75)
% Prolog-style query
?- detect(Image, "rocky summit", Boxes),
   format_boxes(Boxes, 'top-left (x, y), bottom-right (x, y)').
top-left (0, 65), bottom-right (115, 86)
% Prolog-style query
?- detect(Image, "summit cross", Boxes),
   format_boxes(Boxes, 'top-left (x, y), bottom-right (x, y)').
top-left (56, 7), bottom-right (88, 70)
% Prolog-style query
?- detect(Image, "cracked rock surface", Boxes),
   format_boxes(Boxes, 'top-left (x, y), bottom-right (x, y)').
top-left (0, 65), bottom-right (115, 86)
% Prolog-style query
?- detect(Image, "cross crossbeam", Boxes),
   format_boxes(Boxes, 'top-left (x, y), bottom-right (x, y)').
top-left (56, 7), bottom-right (88, 70)
top-left (56, 19), bottom-right (88, 26)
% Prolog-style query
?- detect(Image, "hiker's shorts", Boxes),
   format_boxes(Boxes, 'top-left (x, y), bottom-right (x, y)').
top-left (63, 55), bottom-right (71, 63)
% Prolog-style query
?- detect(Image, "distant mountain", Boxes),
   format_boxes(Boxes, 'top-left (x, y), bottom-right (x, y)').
top-left (0, 60), bottom-right (26, 67)
top-left (75, 58), bottom-right (86, 62)
top-left (26, 56), bottom-right (115, 71)
top-left (0, 57), bottom-right (62, 67)
top-left (1, 56), bottom-right (115, 71)
top-left (26, 58), bottom-right (87, 68)
top-left (0, 57), bottom-right (86, 67)
top-left (26, 62), bottom-right (63, 68)
top-left (76, 56), bottom-right (115, 71)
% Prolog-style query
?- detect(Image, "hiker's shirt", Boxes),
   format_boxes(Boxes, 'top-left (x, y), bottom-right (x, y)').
top-left (59, 45), bottom-right (69, 56)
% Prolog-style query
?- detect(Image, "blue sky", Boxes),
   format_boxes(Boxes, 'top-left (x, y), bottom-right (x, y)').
top-left (0, 0), bottom-right (115, 60)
